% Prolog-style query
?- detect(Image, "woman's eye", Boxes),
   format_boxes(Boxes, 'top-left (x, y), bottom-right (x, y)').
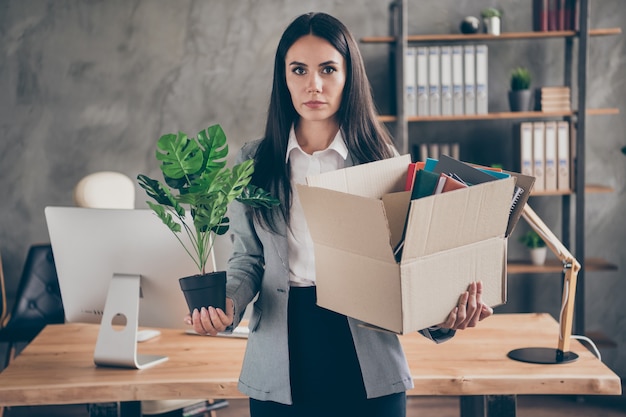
top-left (322, 66), bottom-right (336, 74)
top-left (292, 67), bottom-right (306, 75)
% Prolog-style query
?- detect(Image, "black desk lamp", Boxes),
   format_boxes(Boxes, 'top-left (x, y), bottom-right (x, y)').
top-left (508, 204), bottom-right (581, 364)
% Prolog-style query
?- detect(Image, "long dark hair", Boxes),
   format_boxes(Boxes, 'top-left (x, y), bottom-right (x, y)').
top-left (253, 12), bottom-right (395, 232)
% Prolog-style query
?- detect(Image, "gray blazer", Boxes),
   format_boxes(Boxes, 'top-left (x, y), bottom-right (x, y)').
top-left (226, 139), bottom-right (453, 405)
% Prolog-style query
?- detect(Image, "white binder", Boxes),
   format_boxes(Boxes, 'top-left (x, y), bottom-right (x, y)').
top-left (404, 47), bottom-right (418, 117)
top-left (428, 46), bottom-right (440, 116)
top-left (463, 45), bottom-right (475, 115)
top-left (452, 45), bottom-right (464, 116)
top-left (416, 46), bottom-right (429, 116)
top-left (544, 121), bottom-right (558, 191)
top-left (520, 122), bottom-right (534, 177)
top-left (557, 121), bottom-right (571, 191)
top-left (532, 122), bottom-right (546, 192)
top-left (475, 44), bottom-right (488, 114)
top-left (440, 46), bottom-right (452, 116)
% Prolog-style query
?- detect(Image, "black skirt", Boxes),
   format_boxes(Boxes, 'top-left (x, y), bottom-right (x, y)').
top-left (249, 286), bottom-right (406, 417)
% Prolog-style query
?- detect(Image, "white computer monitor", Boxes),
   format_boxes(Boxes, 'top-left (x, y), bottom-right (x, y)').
top-left (45, 206), bottom-right (205, 369)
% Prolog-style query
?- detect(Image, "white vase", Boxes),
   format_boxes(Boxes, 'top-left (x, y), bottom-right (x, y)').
top-left (530, 247), bottom-right (547, 266)
top-left (484, 16), bottom-right (501, 35)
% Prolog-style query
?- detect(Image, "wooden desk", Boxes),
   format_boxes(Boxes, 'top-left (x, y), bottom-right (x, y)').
top-left (0, 313), bottom-right (620, 417)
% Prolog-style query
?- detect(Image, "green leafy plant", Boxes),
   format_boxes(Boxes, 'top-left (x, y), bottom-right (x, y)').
top-left (510, 67), bottom-right (532, 91)
top-left (138, 124), bottom-right (279, 275)
top-left (518, 230), bottom-right (546, 249)
top-left (481, 7), bottom-right (502, 18)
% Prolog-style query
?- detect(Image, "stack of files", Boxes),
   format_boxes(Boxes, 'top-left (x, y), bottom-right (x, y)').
top-left (514, 121), bottom-right (571, 193)
top-left (395, 155), bottom-right (535, 260)
top-left (533, 0), bottom-right (579, 31)
top-left (404, 44), bottom-right (488, 117)
top-left (536, 86), bottom-right (571, 112)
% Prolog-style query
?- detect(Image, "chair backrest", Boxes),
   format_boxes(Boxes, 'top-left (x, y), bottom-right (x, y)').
top-left (0, 250), bottom-right (8, 328)
top-left (73, 171), bottom-right (135, 209)
top-left (0, 244), bottom-right (65, 342)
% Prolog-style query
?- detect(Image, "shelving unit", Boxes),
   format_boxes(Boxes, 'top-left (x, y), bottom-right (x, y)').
top-left (362, 0), bottom-right (620, 339)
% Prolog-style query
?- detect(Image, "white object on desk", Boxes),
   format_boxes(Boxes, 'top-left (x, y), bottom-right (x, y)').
top-left (137, 329), bottom-right (161, 342)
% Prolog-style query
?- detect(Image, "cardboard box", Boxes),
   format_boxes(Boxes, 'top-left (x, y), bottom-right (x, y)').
top-left (296, 154), bottom-right (524, 334)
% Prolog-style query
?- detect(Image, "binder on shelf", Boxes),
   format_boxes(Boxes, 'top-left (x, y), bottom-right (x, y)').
top-left (451, 142), bottom-right (460, 160)
top-left (533, 0), bottom-right (549, 31)
top-left (557, 121), bottom-right (571, 191)
top-left (439, 143), bottom-right (451, 157)
top-left (451, 45), bottom-right (464, 116)
top-left (519, 122), bottom-right (534, 177)
top-left (428, 46), bottom-right (441, 116)
top-left (463, 45), bottom-right (475, 115)
top-left (428, 143), bottom-right (440, 160)
top-left (475, 44), bottom-right (488, 115)
top-left (416, 46), bottom-right (429, 116)
top-left (532, 122), bottom-right (546, 192)
top-left (544, 121), bottom-right (558, 191)
top-left (440, 46), bottom-right (452, 116)
top-left (557, 0), bottom-right (567, 30)
top-left (404, 47), bottom-right (418, 117)
top-left (548, 0), bottom-right (558, 31)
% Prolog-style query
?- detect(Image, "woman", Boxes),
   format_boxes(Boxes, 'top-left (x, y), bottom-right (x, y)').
top-left (187, 12), bottom-right (492, 417)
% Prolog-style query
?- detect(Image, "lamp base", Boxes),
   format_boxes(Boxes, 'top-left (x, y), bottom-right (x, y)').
top-left (507, 347), bottom-right (579, 364)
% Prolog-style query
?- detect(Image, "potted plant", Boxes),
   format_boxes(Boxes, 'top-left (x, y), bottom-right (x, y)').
top-left (481, 7), bottom-right (502, 35)
top-left (509, 66), bottom-right (532, 112)
top-left (137, 124), bottom-right (279, 312)
top-left (518, 230), bottom-right (547, 265)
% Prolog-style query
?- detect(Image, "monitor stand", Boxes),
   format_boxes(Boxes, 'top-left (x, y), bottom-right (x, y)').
top-left (94, 273), bottom-right (168, 369)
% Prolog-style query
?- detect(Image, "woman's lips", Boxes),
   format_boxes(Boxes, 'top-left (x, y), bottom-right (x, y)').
top-left (304, 101), bottom-right (326, 108)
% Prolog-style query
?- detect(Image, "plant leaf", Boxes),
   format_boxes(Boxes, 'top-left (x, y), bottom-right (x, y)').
top-left (197, 124), bottom-right (228, 173)
top-left (237, 184), bottom-right (281, 208)
top-left (156, 132), bottom-right (204, 190)
top-left (137, 174), bottom-right (186, 217)
top-left (146, 202), bottom-right (182, 233)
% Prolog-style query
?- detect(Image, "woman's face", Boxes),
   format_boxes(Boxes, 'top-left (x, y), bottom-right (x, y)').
top-left (285, 34), bottom-right (347, 124)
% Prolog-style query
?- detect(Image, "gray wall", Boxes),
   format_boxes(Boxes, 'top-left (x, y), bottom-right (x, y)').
top-left (1, 1), bottom-right (624, 378)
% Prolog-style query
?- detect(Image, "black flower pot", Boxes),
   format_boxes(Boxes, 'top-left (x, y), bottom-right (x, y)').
top-left (179, 271), bottom-right (226, 313)
top-left (508, 90), bottom-right (533, 112)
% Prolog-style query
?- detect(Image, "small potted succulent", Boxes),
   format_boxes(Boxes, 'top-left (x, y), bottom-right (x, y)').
top-left (509, 66), bottom-right (533, 112)
top-left (481, 7), bottom-right (502, 35)
top-left (138, 124), bottom-right (279, 312)
top-left (519, 230), bottom-right (547, 265)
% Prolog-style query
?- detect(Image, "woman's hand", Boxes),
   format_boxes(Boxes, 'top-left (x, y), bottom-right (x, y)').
top-left (439, 281), bottom-right (493, 330)
top-left (184, 297), bottom-right (235, 336)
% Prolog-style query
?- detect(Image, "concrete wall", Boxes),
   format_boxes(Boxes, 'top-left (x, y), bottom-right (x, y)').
top-left (1, 1), bottom-right (624, 377)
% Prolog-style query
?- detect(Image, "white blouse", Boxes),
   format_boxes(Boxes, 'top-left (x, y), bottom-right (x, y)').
top-left (285, 126), bottom-right (348, 287)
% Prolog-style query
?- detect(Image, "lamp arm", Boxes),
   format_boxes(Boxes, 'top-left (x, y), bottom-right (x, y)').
top-left (521, 204), bottom-right (581, 353)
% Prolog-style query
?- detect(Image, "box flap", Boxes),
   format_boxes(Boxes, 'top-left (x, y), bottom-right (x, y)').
top-left (296, 185), bottom-right (397, 263)
top-left (401, 177), bottom-right (514, 261)
top-left (305, 154), bottom-right (411, 198)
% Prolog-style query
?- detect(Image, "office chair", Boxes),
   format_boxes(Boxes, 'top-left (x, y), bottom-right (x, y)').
top-left (72, 172), bottom-right (227, 416)
top-left (0, 243), bottom-right (65, 371)
top-left (0, 250), bottom-right (8, 329)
